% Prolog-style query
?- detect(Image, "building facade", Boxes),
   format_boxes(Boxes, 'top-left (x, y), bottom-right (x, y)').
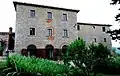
top-left (13, 2), bottom-right (79, 59)
top-left (13, 2), bottom-right (112, 60)
top-left (77, 23), bottom-right (112, 49)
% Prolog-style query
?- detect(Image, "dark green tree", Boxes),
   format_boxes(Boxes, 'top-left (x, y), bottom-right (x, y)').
top-left (64, 39), bottom-right (111, 76)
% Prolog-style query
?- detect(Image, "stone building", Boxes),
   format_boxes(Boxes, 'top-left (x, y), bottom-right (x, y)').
top-left (77, 23), bottom-right (112, 49)
top-left (13, 1), bottom-right (79, 59)
top-left (13, 1), bottom-right (112, 60)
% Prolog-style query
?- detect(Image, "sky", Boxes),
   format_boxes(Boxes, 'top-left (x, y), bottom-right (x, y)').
top-left (0, 0), bottom-right (120, 47)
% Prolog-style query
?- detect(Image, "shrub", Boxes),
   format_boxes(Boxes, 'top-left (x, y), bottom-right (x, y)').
top-left (0, 61), bottom-right (7, 76)
top-left (5, 54), bottom-right (78, 76)
top-left (64, 39), bottom-right (111, 76)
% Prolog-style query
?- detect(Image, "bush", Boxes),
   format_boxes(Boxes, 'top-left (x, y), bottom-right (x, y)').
top-left (0, 61), bottom-right (7, 76)
top-left (94, 55), bottom-right (120, 74)
top-left (64, 39), bottom-right (111, 76)
top-left (109, 56), bottom-right (120, 68)
top-left (105, 56), bottom-right (120, 74)
top-left (5, 54), bottom-right (80, 76)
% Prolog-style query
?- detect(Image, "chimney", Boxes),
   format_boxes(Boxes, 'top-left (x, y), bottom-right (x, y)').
top-left (9, 27), bottom-right (12, 34)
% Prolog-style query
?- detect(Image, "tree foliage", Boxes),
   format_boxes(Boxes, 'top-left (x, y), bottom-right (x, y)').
top-left (106, 0), bottom-right (120, 40)
top-left (64, 39), bottom-right (111, 76)
top-left (107, 29), bottom-right (120, 40)
top-left (111, 0), bottom-right (120, 21)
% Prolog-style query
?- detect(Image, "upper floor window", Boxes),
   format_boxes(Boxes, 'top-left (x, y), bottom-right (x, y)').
top-left (77, 25), bottom-right (80, 30)
top-left (47, 29), bottom-right (52, 36)
top-left (102, 27), bottom-right (106, 32)
top-left (94, 38), bottom-right (97, 42)
top-left (104, 38), bottom-right (107, 42)
top-left (47, 12), bottom-right (52, 19)
top-left (30, 28), bottom-right (35, 35)
top-left (30, 10), bottom-right (35, 18)
top-left (62, 14), bottom-right (67, 21)
top-left (63, 29), bottom-right (68, 37)
top-left (93, 26), bottom-right (95, 29)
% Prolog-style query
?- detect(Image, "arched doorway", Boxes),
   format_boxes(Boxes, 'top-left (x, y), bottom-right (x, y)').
top-left (62, 45), bottom-right (68, 54)
top-left (45, 45), bottom-right (54, 59)
top-left (27, 44), bottom-right (37, 56)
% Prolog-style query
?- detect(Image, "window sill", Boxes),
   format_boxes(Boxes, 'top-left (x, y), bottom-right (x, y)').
top-left (62, 36), bottom-right (69, 38)
top-left (28, 16), bottom-right (35, 18)
top-left (46, 35), bottom-right (53, 37)
top-left (102, 31), bottom-right (106, 32)
top-left (62, 20), bottom-right (68, 21)
top-left (28, 35), bottom-right (36, 37)
top-left (47, 18), bottom-right (53, 20)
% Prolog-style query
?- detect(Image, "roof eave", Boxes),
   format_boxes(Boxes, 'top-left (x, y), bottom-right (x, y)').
top-left (77, 22), bottom-right (112, 27)
top-left (13, 1), bottom-right (80, 13)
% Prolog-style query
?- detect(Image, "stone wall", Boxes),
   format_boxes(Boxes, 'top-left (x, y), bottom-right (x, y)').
top-left (77, 24), bottom-right (112, 49)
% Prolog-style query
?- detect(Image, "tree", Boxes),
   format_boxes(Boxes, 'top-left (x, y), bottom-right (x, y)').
top-left (107, 29), bottom-right (120, 41)
top-left (107, 0), bottom-right (120, 40)
top-left (111, 0), bottom-right (120, 21)
top-left (64, 39), bottom-right (111, 76)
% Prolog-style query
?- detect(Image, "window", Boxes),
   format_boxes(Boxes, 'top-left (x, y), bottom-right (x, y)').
top-left (104, 38), bottom-right (107, 42)
top-left (47, 12), bottom-right (52, 19)
top-left (93, 26), bottom-right (95, 29)
top-left (30, 10), bottom-right (35, 18)
top-left (78, 37), bottom-right (80, 40)
top-left (47, 29), bottom-right (52, 36)
top-left (63, 29), bottom-right (68, 37)
top-left (94, 38), bottom-right (97, 42)
top-left (30, 28), bottom-right (35, 35)
top-left (62, 14), bottom-right (67, 21)
top-left (102, 27), bottom-right (106, 32)
top-left (77, 25), bottom-right (80, 30)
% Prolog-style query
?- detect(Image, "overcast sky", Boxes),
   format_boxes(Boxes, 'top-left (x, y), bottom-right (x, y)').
top-left (0, 0), bottom-right (120, 47)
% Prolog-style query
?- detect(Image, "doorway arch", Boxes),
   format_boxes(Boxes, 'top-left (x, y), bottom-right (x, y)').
top-left (27, 44), bottom-right (37, 56)
top-left (45, 44), bottom-right (54, 59)
top-left (62, 45), bottom-right (68, 54)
